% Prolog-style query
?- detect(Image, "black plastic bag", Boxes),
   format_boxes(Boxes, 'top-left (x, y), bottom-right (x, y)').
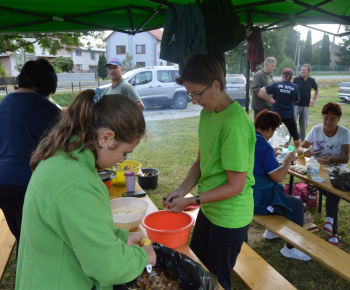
top-left (115, 243), bottom-right (218, 290)
top-left (329, 167), bottom-right (350, 192)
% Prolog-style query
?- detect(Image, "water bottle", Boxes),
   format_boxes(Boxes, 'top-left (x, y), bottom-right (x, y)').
top-left (306, 157), bottom-right (320, 178)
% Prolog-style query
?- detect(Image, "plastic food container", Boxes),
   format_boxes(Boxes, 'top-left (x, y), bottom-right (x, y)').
top-left (142, 211), bottom-right (194, 248)
top-left (138, 168), bottom-right (160, 189)
top-left (110, 197), bottom-right (149, 230)
top-left (98, 170), bottom-right (116, 192)
top-left (112, 161), bottom-right (142, 186)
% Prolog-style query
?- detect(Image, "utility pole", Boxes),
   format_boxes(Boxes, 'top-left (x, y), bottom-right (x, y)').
top-left (294, 33), bottom-right (301, 76)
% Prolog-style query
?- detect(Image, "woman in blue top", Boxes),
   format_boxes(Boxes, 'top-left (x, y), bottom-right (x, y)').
top-left (0, 59), bottom-right (61, 253)
top-left (258, 68), bottom-right (301, 148)
top-left (253, 110), bottom-right (311, 261)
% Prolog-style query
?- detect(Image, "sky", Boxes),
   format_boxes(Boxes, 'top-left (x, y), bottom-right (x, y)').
top-left (86, 24), bottom-right (347, 48)
top-left (295, 24), bottom-right (346, 45)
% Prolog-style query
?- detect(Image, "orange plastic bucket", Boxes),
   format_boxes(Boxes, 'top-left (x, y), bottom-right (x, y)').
top-left (142, 211), bottom-right (194, 248)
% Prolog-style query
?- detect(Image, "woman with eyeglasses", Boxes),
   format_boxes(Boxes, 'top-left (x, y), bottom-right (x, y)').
top-left (163, 54), bottom-right (256, 290)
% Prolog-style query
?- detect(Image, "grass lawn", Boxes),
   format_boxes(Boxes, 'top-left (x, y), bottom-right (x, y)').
top-left (1, 81), bottom-right (350, 289)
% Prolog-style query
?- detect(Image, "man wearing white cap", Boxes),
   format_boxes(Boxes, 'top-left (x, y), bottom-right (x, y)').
top-left (105, 58), bottom-right (145, 111)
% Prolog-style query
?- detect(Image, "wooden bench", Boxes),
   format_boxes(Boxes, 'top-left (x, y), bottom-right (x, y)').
top-left (0, 209), bottom-right (16, 283)
top-left (185, 209), bottom-right (296, 289)
top-left (253, 214), bottom-right (350, 283)
top-left (233, 243), bottom-right (296, 290)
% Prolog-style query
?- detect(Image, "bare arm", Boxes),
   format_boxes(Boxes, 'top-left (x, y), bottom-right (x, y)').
top-left (137, 100), bottom-right (145, 111)
top-left (317, 144), bottom-right (350, 165)
top-left (163, 150), bottom-right (201, 203)
top-left (257, 87), bottom-right (276, 105)
top-left (297, 140), bottom-right (313, 157)
top-left (298, 139), bottom-right (349, 164)
top-left (269, 151), bottom-right (296, 182)
top-left (309, 88), bottom-right (319, 107)
top-left (165, 150), bottom-right (248, 213)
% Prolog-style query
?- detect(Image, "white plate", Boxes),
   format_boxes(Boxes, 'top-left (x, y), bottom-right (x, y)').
top-left (312, 176), bottom-right (325, 183)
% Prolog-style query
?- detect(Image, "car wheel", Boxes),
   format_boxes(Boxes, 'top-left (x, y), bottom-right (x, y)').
top-left (173, 93), bottom-right (188, 110)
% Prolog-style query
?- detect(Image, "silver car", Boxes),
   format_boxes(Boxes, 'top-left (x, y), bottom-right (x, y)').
top-left (225, 74), bottom-right (247, 106)
top-left (339, 82), bottom-right (350, 102)
top-left (101, 66), bottom-right (191, 109)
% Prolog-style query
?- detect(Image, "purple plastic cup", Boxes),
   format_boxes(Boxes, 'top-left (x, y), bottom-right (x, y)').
top-left (124, 171), bottom-right (136, 192)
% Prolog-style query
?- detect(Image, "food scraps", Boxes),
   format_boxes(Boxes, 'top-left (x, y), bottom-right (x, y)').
top-left (134, 268), bottom-right (180, 290)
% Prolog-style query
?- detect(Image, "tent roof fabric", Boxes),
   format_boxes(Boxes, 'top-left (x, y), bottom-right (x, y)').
top-left (0, 0), bottom-right (349, 35)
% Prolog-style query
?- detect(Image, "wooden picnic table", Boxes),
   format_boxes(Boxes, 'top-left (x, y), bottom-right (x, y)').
top-left (288, 156), bottom-right (350, 212)
top-left (109, 183), bottom-right (223, 289)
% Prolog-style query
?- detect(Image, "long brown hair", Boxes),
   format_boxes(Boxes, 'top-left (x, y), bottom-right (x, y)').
top-left (30, 90), bottom-right (145, 170)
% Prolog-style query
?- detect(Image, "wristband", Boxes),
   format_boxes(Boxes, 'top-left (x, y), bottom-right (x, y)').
top-left (196, 194), bottom-right (201, 205)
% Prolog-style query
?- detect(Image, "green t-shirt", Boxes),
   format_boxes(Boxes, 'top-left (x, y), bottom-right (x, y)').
top-left (198, 101), bottom-right (256, 228)
top-left (16, 147), bottom-right (148, 290)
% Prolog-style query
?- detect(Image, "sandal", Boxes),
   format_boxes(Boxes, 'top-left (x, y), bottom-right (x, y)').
top-left (328, 235), bottom-right (339, 248)
top-left (322, 221), bottom-right (333, 236)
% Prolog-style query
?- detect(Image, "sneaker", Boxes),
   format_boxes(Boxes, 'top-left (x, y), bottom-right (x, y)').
top-left (280, 244), bottom-right (312, 261)
top-left (263, 229), bottom-right (279, 240)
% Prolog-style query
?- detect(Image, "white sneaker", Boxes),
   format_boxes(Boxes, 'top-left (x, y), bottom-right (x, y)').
top-left (280, 244), bottom-right (312, 261)
top-left (263, 229), bottom-right (279, 240)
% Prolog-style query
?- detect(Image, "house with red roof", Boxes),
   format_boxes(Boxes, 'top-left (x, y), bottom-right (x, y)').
top-left (105, 29), bottom-right (166, 68)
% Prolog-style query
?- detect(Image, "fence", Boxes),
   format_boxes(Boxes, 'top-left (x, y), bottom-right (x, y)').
top-left (0, 80), bottom-right (111, 95)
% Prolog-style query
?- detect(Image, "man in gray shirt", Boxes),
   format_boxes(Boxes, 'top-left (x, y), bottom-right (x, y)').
top-left (251, 57), bottom-right (276, 118)
top-left (105, 58), bottom-right (145, 111)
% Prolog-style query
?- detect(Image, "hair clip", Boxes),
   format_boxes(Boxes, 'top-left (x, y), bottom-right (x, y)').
top-left (92, 88), bottom-right (106, 105)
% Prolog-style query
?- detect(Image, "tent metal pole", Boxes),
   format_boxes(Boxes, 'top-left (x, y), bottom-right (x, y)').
top-left (245, 59), bottom-right (250, 114)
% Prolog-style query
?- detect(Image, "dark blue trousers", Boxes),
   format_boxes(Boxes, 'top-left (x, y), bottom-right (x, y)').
top-left (190, 209), bottom-right (250, 290)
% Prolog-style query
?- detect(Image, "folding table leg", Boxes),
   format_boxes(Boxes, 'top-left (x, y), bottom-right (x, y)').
top-left (318, 191), bottom-right (323, 213)
top-left (288, 175), bottom-right (294, 195)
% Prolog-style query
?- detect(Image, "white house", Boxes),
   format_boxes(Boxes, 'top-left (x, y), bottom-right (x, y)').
top-left (0, 38), bottom-right (106, 76)
top-left (69, 47), bottom-right (106, 75)
top-left (105, 29), bottom-right (166, 67)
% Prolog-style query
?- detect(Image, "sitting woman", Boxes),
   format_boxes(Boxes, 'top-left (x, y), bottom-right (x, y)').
top-left (298, 102), bottom-right (350, 247)
top-left (253, 110), bottom-right (311, 261)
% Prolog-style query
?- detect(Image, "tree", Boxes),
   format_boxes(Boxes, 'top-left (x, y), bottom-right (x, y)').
top-left (320, 34), bottom-right (331, 66)
top-left (262, 28), bottom-right (287, 67)
top-left (304, 30), bottom-right (313, 64)
top-left (335, 25), bottom-right (350, 68)
top-left (97, 53), bottom-right (108, 79)
top-left (0, 32), bottom-right (105, 55)
top-left (284, 27), bottom-right (299, 60)
top-left (311, 48), bottom-right (321, 67)
top-left (122, 53), bottom-right (135, 72)
top-left (225, 41), bottom-right (247, 74)
top-left (51, 56), bottom-right (73, 72)
top-left (0, 61), bottom-right (8, 78)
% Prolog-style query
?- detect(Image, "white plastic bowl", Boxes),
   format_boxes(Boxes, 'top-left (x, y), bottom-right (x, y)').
top-left (110, 197), bottom-right (149, 230)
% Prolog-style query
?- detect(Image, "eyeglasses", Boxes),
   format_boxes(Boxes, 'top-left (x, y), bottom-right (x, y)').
top-left (187, 83), bottom-right (212, 99)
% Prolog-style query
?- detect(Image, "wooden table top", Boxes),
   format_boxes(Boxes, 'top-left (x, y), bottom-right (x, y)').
top-left (288, 157), bottom-right (350, 202)
top-left (109, 183), bottom-right (223, 289)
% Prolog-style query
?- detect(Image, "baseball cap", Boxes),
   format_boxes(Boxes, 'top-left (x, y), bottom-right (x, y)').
top-left (105, 58), bottom-right (123, 67)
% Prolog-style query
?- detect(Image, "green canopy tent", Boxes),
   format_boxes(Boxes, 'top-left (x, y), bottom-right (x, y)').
top-left (1, 0), bottom-right (350, 111)
top-left (1, 0), bottom-right (350, 35)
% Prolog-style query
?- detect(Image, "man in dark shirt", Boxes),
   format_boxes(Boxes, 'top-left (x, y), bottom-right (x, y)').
top-left (293, 64), bottom-right (319, 141)
top-left (251, 57), bottom-right (276, 118)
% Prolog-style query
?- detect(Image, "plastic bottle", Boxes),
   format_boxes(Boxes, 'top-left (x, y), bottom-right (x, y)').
top-left (306, 156), bottom-right (320, 178)
top-left (124, 171), bottom-right (136, 192)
